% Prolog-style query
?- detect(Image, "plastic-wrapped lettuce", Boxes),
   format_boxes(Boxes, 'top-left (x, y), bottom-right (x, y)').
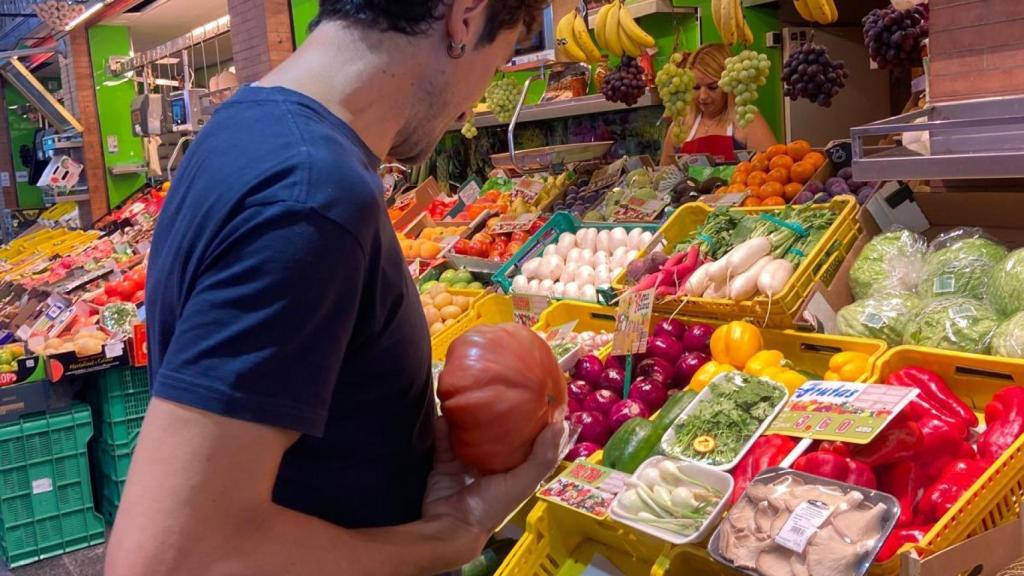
top-left (837, 294), bottom-right (921, 346)
top-left (990, 248), bottom-right (1024, 318)
top-left (849, 230), bottom-right (927, 300)
top-left (902, 297), bottom-right (1001, 354)
top-left (993, 311), bottom-right (1024, 359)
top-left (917, 231), bottom-right (1008, 300)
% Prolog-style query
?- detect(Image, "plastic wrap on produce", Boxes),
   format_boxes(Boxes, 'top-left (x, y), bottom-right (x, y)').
top-left (992, 311), bottom-right (1024, 359)
top-left (917, 228), bottom-right (1008, 301)
top-left (989, 247), bottom-right (1024, 319)
top-left (902, 297), bottom-right (1001, 355)
top-left (849, 230), bottom-right (927, 300)
top-left (836, 294), bottom-right (921, 346)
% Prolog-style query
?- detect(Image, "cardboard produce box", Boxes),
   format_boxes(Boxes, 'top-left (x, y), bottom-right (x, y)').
top-left (898, 514), bottom-right (1024, 576)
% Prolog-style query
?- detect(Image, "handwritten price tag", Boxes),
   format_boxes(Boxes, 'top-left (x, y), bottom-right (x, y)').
top-left (511, 293), bottom-right (550, 326)
top-left (393, 189), bottom-right (416, 211)
top-left (458, 179), bottom-right (481, 205)
top-left (510, 178), bottom-right (545, 204)
top-left (611, 197), bottom-right (668, 222)
top-left (611, 288), bottom-right (655, 356)
top-left (490, 213), bottom-right (539, 235)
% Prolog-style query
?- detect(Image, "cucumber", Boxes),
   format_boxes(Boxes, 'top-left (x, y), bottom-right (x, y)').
top-left (604, 418), bottom-right (659, 473)
top-left (652, 390), bottom-right (698, 436)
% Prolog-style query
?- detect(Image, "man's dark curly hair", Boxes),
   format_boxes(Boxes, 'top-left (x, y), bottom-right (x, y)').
top-left (312, 0), bottom-right (549, 46)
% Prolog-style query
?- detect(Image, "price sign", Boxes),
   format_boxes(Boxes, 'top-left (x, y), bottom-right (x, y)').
top-left (458, 179), bottom-right (481, 205)
top-left (489, 168), bottom-right (510, 179)
top-left (489, 213), bottom-right (539, 235)
top-left (611, 288), bottom-right (654, 356)
top-left (766, 381), bottom-right (918, 444)
top-left (537, 461), bottom-right (629, 520)
top-left (611, 197), bottom-right (668, 222)
top-left (510, 178), bottom-right (545, 204)
top-left (701, 192), bottom-right (748, 208)
top-left (677, 154), bottom-right (713, 168)
top-left (511, 293), bottom-right (550, 326)
top-left (393, 189), bottom-right (416, 211)
top-left (407, 259), bottom-right (421, 278)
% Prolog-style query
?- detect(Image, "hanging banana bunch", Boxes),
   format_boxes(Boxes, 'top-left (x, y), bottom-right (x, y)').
top-left (794, 0), bottom-right (839, 25)
top-left (556, 7), bottom-right (603, 63)
top-left (593, 0), bottom-right (657, 58)
top-left (711, 0), bottom-right (754, 45)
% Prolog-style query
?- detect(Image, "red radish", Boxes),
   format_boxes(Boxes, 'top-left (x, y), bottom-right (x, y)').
top-left (628, 378), bottom-right (668, 411)
top-left (608, 399), bottom-right (651, 430)
top-left (597, 368), bottom-right (625, 394)
top-left (567, 380), bottom-right (593, 404)
top-left (674, 351), bottom-right (711, 389)
top-left (570, 411), bottom-right (612, 445)
top-left (565, 442), bottom-right (601, 460)
top-left (653, 318), bottom-right (687, 342)
top-left (573, 355), bottom-right (604, 385)
top-left (636, 357), bottom-right (674, 383)
top-left (646, 335), bottom-right (684, 363)
top-left (682, 323), bottom-right (715, 353)
top-left (583, 389), bottom-right (621, 416)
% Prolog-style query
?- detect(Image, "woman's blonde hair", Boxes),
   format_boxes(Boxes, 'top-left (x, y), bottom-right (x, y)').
top-left (686, 43), bottom-right (731, 81)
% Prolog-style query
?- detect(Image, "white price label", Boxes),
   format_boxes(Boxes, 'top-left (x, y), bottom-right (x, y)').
top-left (951, 304), bottom-right (977, 320)
top-left (775, 500), bottom-right (834, 553)
top-left (934, 275), bottom-right (955, 294)
top-left (459, 181), bottom-right (481, 205)
top-left (31, 478), bottom-right (53, 495)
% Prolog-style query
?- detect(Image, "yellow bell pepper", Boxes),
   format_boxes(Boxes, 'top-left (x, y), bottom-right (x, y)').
top-left (759, 365), bottom-right (808, 394)
top-left (688, 361), bottom-right (736, 392)
top-left (710, 321), bottom-right (764, 369)
top-left (824, 351), bottom-right (872, 382)
top-left (743, 350), bottom-right (787, 377)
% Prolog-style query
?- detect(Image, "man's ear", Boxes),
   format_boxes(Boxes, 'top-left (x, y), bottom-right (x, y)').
top-left (447, 0), bottom-right (489, 48)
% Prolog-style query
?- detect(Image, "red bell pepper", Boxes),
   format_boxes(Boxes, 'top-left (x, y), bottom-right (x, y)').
top-left (876, 525), bottom-right (932, 563)
top-left (817, 440), bottom-right (851, 457)
top-left (979, 386), bottom-right (1024, 463)
top-left (878, 461), bottom-right (922, 527)
top-left (917, 459), bottom-right (988, 523)
top-left (845, 459), bottom-right (878, 490)
top-left (917, 415), bottom-right (968, 459)
top-left (730, 435), bottom-right (796, 504)
top-left (793, 451), bottom-right (876, 489)
top-left (886, 367), bottom-right (978, 428)
top-left (853, 421), bottom-right (923, 468)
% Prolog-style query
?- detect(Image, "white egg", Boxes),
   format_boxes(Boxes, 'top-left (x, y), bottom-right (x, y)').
top-left (574, 229), bottom-right (588, 248)
top-left (539, 279), bottom-right (555, 296)
top-left (609, 227), bottom-right (628, 252)
top-left (556, 234), bottom-right (576, 259)
top-left (579, 249), bottom-right (595, 267)
top-left (595, 264), bottom-right (611, 286)
top-left (542, 254), bottom-right (564, 281)
top-left (596, 230), bottom-right (611, 254)
top-left (640, 231), bottom-right (654, 247)
top-left (625, 249), bottom-right (640, 263)
top-left (552, 282), bottom-right (566, 298)
top-left (543, 244), bottom-right (558, 258)
top-left (512, 274), bottom-right (529, 293)
top-left (581, 284), bottom-right (598, 302)
top-left (627, 228), bottom-right (644, 250)
top-left (592, 252), bottom-right (610, 268)
top-left (580, 228), bottom-right (598, 251)
top-left (561, 263), bottom-right (578, 284)
top-left (528, 279), bottom-right (541, 294)
top-left (560, 232), bottom-right (576, 246)
top-left (576, 265), bottom-right (595, 287)
top-left (564, 281), bottom-right (581, 299)
top-left (566, 247), bottom-right (582, 264)
top-left (522, 257), bottom-right (542, 279)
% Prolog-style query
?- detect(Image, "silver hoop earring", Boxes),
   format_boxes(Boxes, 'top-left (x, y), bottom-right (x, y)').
top-left (447, 40), bottom-right (466, 59)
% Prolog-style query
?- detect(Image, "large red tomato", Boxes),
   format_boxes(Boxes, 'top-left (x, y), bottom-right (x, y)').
top-left (438, 323), bottom-right (566, 474)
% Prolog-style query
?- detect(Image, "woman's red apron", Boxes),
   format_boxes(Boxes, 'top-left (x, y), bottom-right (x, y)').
top-left (679, 113), bottom-right (738, 162)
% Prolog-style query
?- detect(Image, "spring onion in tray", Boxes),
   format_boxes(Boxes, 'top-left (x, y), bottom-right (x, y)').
top-left (614, 460), bottom-right (724, 536)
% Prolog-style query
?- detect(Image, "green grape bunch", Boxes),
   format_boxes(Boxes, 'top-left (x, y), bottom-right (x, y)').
top-left (719, 50), bottom-right (770, 128)
top-left (656, 52), bottom-right (696, 142)
top-left (485, 77), bottom-right (522, 123)
top-left (460, 110), bottom-right (478, 139)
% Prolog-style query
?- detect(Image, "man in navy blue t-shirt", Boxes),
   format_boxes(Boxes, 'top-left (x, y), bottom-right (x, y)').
top-left (106, 1), bottom-right (560, 574)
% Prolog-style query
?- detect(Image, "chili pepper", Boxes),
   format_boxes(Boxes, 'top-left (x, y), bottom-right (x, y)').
top-left (687, 360), bottom-right (736, 392)
top-left (979, 386), bottom-right (1024, 463)
top-left (845, 459), bottom-right (877, 490)
top-left (886, 367), bottom-right (978, 428)
top-left (730, 435), bottom-right (796, 504)
top-left (853, 420), bottom-right (923, 468)
top-left (876, 525), bottom-right (932, 563)
top-left (710, 321), bottom-right (763, 369)
top-left (918, 459), bottom-right (988, 523)
top-left (917, 415), bottom-right (968, 459)
top-left (878, 461), bottom-right (922, 527)
top-left (824, 351), bottom-right (872, 382)
top-left (818, 440), bottom-right (852, 457)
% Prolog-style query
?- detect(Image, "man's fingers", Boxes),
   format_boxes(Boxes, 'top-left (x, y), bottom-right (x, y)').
top-left (501, 421), bottom-right (565, 499)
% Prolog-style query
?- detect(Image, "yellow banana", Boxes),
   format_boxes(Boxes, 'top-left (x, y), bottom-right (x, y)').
top-left (806, 0), bottom-right (832, 25)
top-left (619, 23), bottom-right (642, 57)
top-left (557, 10), bottom-right (588, 62)
top-left (825, 0), bottom-right (839, 23)
top-left (743, 20), bottom-right (754, 45)
top-left (720, 0), bottom-right (736, 43)
top-left (711, 0), bottom-right (724, 40)
top-left (733, 0), bottom-right (745, 44)
top-left (605, 1), bottom-right (623, 57)
top-left (793, 0), bottom-right (816, 23)
top-left (617, 2), bottom-right (656, 48)
top-left (572, 11), bottom-right (602, 62)
top-left (595, 3), bottom-right (612, 50)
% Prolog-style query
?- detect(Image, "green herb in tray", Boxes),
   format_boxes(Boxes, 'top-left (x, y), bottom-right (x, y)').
top-left (664, 372), bottom-right (785, 466)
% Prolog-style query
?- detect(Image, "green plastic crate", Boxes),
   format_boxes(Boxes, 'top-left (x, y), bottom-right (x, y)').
top-left (88, 366), bottom-right (151, 446)
top-left (0, 404), bottom-right (105, 567)
top-left (91, 439), bottom-right (134, 525)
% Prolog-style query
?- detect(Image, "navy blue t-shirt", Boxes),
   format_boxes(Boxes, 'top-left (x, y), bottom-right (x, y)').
top-left (146, 85), bottom-right (435, 528)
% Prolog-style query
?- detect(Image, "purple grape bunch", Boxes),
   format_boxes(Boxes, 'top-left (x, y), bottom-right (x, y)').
top-left (862, 5), bottom-right (929, 69)
top-left (601, 56), bottom-right (647, 107)
top-left (782, 43), bottom-right (848, 108)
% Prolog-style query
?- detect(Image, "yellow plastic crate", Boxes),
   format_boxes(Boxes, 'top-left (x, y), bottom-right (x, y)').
top-left (430, 293), bottom-right (512, 361)
top-left (651, 544), bottom-right (740, 576)
top-left (867, 346), bottom-right (1024, 576)
top-left (612, 197), bottom-right (859, 329)
top-left (534, 301), bottom-right (618, 334)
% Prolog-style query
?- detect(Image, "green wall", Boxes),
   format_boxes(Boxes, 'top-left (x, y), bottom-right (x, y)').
top-left (88, 25), bottom-right (146, 209)
top-left (291, 0), bottom-right (318, 47)
top-left (5, 87), bottom-right (43, 208)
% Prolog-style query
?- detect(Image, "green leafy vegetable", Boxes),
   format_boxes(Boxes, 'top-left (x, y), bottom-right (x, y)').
top-left (837, 294), bottom-right (921, 346)
top-left (664, 372), bottom-right (785, 466)
top-left (990, 248), bottom-right (1024, 318)
top-left (917, 237), bottom-right (1007, 300)
top-left (902, 297), bottom-right (1001, 354)
top-left (849, 230), bottom-right (927, 300)
top-left (993, 311), bottom-right (1024, 359)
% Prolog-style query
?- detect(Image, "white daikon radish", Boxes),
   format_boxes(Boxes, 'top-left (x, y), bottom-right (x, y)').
top-left (627, 228), bottom-right (643, 250)
top-left (706, 258), bottom-right (729, 284)
top-left (725, 237), bottom-right (772, 277)
top-left (609, 228), bottom-right (628, 252)
top-left (521, 257), bottom-right (542, 279)
top-left (727, 255), bottom-right (773, 301)
top-left (539, 279), bottom-right (555, 296)
top-left (512, 275), bottom-right (529, 293)
top-left (758, 259), bottom-right (796, 298)
top-left (543, 244), bottom-right (558, 258)
top-left (703, 281), bottom-right (727, 299)
top-left (684, 263), bottom-right (712, 296)
top-left (581, 284), bottom-right (598, 302)
top-left (564, 282), bottom-right (581, 299)
top-left (541, 254), bottom-right (564, 281)
top-left (596, 230), bottom-right (611, 254)
top-left (576, 265), bottom-right (596, 287)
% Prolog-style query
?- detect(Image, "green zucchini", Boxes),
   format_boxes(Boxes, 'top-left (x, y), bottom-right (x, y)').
top-left (652, 390), bottom-right (698, 436)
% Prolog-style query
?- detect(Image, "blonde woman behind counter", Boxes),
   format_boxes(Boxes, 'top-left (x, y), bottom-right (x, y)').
top-left (660, 44), bottom-right (777, 166)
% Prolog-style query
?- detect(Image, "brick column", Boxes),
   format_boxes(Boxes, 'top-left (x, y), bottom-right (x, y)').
top-left (929, 0), bottom-right (1024, 103)
top-left (228, 0), bottom-right (295, 84)
top-left (67, 27), bottom-right (108, 221)
top-left (0, 84), bottom-right (17, 209)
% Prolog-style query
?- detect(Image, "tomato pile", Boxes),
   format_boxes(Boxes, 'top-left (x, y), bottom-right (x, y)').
top-left (92, 267), bottom-right (146, 306)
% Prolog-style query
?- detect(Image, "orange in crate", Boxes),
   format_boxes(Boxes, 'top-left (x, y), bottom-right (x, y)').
top-left (762, 196), bottom-right (786, 206)
top-left (741, 196), bottom-right (762, 207)
top-left (784, 182), bottom-right (804, 201)
top-left (790, 161), bottom-right (816, 184)
top-left (751, 154), bottom-right (770, 172)
top-left (770, 155), bottom-right (795, 171)
top-left (804, 151), bottom-right (827, 169)
top-left (726, 183), bottom-right (746, 194)
top-left (730, 171), bottom-right (748, 185)
top-left (767, 167), bottom-right (790, 185)
top-left (746, 171), bottom-right (767, 187)
top-left (765, 144), bottom-right (788, 159)
top-left (747, 184), bottom-right (764, 199)
top-left (736, 161), bottom-right (752, 172)
top-left (786, 139), bottom-right (812, 160)
top-left (761, 181), bottom-right (784, 199)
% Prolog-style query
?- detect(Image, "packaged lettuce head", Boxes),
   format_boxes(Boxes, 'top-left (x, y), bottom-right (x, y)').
top-left (849, 230), bottom-right (927, 300)
top-left (989, 247), bottom-right (1024, 318)
top-left (902, 297), bottom-right (1001, 354)
top-left (837, 294), bottom-right (921, 346)
top-left (917, 228), bottom-right (1008, 301)
top-left (993, 311), bottom-right (1024, 359)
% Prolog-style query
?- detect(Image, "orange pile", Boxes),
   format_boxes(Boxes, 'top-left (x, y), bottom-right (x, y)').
top-left (727, 140), bottom-right (826, 207)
